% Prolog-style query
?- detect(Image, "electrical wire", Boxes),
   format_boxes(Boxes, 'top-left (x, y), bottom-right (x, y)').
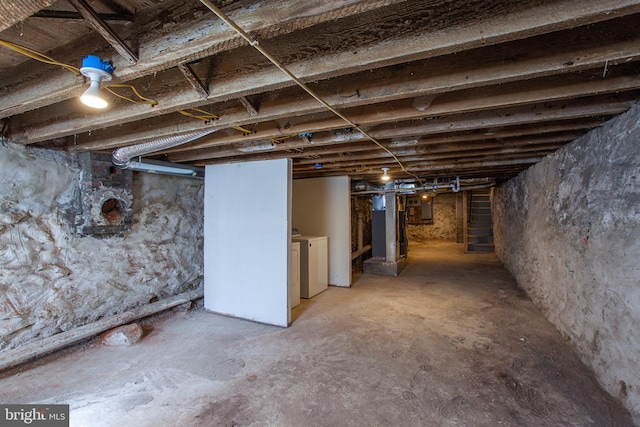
top-left (177, 108), bottom-right (253, 134)
top-left (0, 38), bottom-right (157, 106)
top-left (106, 84), bottom-right (158, 106)
top-left (2, 38), bottom-right (282, 140)
top-left (0, 39), bottom-right (80, 75)
top-left (197, 0), bottom-right (425, 187)
top-left (178, 108), bottom-right (219, 121)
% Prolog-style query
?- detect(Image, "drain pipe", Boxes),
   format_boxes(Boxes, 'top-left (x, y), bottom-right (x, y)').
top-left (450, 176), bottom-right (460, 192)
top-left (112, 129), bottom-right (215, 172)
top-left (0, 287), bottom-right (203, 372)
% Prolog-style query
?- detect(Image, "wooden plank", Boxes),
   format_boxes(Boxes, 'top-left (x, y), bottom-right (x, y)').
top-left (162, 91), bottom-right (637, 162)
top-left (32, 10), bottom-right (133, 22)
top-left (169, 120), bottom-right (601, 162)
top-left (0, 0), bottom-right (58, 31)
top-left (17, 21), bottom-right (640, 147)
top-left (238, 96), bottom-right (259, 116)
top-left (0, 288), bottom-right (203, 372)
top-left (178, 63), bottom-right (209, 98)
top-left (198, 133), bottom-right (580, 166)
top-left (67, 0), bottom-right (138, 64)
top-left (0, 0), bottom-right (399, 116)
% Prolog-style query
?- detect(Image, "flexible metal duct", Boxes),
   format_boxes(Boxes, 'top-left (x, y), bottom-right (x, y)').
top-left (112, 129), bottom-right (215, 169)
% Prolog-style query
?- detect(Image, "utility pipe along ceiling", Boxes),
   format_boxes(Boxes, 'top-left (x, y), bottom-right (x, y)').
top-left (1, 0), bottom-right (640, 187)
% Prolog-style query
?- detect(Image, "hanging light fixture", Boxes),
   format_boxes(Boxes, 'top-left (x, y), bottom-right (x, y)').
top-left (79, 55), bottom-right (114, 109)
top-left (381, 167), bottom-right (390, 181)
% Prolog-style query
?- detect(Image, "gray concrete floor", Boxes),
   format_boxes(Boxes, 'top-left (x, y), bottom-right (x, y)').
top-left (0, 242), bottom-right (633, 426)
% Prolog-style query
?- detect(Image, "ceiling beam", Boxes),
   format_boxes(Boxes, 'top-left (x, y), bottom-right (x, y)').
top-left (238, 96), bottom-right (259, 117)
top-left (67, 0), bottom-right (138, 64)
top-left (164, 90), bottom-right (638, 162)
top-left (31, 10), bottom-right (133, 22)
top-left (0, 0), bottom-right (404, 117)
top-left (16, 16), bottom-right (640, 148)
top-left (182, 123), bottom-right (595, 164)
top-left (0, 0), bottom-right (58, 31)
top-left (178, 63), bottom-right (209, 99)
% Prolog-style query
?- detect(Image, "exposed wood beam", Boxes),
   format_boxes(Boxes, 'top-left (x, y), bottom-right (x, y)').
top-left (238, 96), bottom-right (259, 117)
top-left (161, 84), bottom-right (639, 161)
top-left (32, 10), bottom-right (133, 22)
top-left (172, 94), bottom-right (635, 162)
top-left (67, 0), bottom-right (138, 64)
top-left (0, 0), bottom-right (404, 116)
top-left (294, 146), bottom-right (563, 170)
top-left (178, 124), bottom-right (595, 163)
top-left (293, 157), bottom-right (544, 180)
top-left (293, 137), bottom-right (579, 166)
top-left (196, 137), bottom-right (573, 166)
top-left (17, 16), bottom-right (640, 148)
top-left (178, 63), bottom-right (208, 99)
top-left (0, 0), bottom-right (58, 31)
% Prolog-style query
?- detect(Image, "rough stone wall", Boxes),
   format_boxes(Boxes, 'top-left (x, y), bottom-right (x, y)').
top-left (407, 193), bottom-right (457, 242)
top-left (0, 143), bottom-right (204, 351)
top-left (492, 102), bottom-right (640, 424)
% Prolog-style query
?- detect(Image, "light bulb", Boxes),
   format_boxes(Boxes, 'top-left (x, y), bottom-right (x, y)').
top-left (80, 79), bottom-right (108, 109)
top-left (381, 167), bottom-right (390, 181)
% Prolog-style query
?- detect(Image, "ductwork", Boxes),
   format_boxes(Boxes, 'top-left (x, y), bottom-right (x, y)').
top-left (112, 129), bottom-right (215, 170)
top-left (351, 177), bottom-right (494, 195)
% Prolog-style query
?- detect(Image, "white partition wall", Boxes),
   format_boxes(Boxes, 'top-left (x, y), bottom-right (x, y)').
top-left (292, 176), bottom-right (351, 287)
top-left (204, 159), bottom-right (291, 327)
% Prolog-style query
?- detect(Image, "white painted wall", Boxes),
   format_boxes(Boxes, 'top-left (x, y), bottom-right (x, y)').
top-left (204, 159), bottom-right (291, 327)
top-left (292, 176), bottom-right (351, 287)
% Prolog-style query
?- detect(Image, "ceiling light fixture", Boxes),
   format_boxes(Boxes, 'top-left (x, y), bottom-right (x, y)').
top-left (80, 55), bottom-right (114, 109)
top-left (381, 167), bottom-right (390, 181)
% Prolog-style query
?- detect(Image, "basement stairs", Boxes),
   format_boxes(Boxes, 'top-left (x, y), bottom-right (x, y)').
top-left (466, 189), bottom-right (494, 253)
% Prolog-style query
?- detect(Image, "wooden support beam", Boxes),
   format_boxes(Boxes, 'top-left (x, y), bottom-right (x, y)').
top-left (170, 120), bottom-right (602, 163)
top-left (19, 21), bottom-right (640, 148)
top-left (0, 0), bottom-right (58, 32)
top-left (164, 92), bottom-right (636, 162)
top-left (68, 0), bottom-right (138, 64)
top-left (67, 0), bottom-right (138, 63)
top-left (1, 0), bottom-right (401, 116)
top-left (32, 10), bottom-right (133, 22)
top-left (178, 63), bottom-right (209, 99)
top-left (238, 96), bottom-right (259, 117)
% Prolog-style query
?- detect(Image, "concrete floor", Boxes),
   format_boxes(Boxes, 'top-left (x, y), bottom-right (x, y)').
top-left (0, 242), bottom-right (633, 426)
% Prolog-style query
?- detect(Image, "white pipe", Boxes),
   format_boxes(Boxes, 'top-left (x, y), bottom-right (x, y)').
top-left (351, 182), bottom-right (495, 195)
top-left (0, 287), bottom-right (203, 372)
top-left (128, 158), bottom-right (204, 178)
top-left (450, 176), bottom-right (461, 192)
top-left (352, 244), bottom-right (372, 260)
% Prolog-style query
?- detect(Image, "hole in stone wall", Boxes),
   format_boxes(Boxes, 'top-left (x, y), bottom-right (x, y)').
top-left (109, 165), bottom-right (117, 175)
top-left (102, 198), bottom-right (124, 223)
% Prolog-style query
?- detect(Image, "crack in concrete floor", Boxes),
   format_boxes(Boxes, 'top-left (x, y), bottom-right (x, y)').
top-left (0, 242), bottom-right (633, 426)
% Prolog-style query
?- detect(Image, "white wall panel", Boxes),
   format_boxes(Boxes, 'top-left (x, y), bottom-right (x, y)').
top-left (292, 176), bottom-right (351, 287)
top-left (204, 159), bottom-right (291, 327)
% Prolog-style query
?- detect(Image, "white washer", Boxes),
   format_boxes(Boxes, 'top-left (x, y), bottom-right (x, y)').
top-left (292, 236), bottom-right (328, 298)
top-left (290, 241), bottom-right (301, 308)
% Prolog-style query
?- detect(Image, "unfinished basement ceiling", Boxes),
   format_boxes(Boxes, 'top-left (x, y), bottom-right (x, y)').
top-left (1, 0), bottom-right (639, 184)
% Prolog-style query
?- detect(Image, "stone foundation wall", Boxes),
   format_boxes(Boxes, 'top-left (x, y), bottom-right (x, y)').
top-left (0, 143), bottom-right (204, 351)
top-left (407, 193), bottom-right (457, 242)
top-left (492, 102), bottom-right (640, 423)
